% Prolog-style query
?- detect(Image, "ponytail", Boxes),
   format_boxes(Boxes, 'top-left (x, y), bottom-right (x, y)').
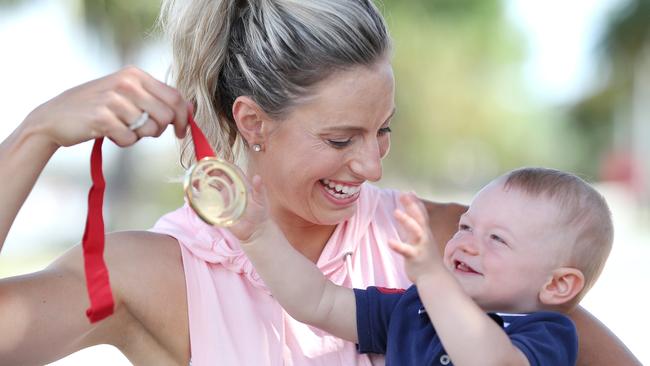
top-left (159, 0), bottom-right (390, 168)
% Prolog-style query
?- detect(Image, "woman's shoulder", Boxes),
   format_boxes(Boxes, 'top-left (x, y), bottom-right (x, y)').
top-left (419, 198), bottom-right (467, 250)
top-left (47, 230), bottom-right (189, 363)
top-left (106, 231), bottom-right (189, 362)
top-left (363, 184), bottom-right (466, 225)
top-left (66, 230), bottom-right (185, 310)
top-left (99, 230), bottom-right (186, 310)
top-left (53, 230), bottom-right (182, 281)
top-left (419, 198), bottom-right (468, 219)
top-left (357, 185), bottom-right (466, 244)
top-left (104, 230), bottom-right (182, 268)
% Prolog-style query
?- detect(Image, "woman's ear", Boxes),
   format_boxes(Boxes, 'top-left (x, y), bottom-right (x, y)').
top-left (232, 96), bottom-right (267, 147)
top-left (539, 268), bottom-right (585, 307)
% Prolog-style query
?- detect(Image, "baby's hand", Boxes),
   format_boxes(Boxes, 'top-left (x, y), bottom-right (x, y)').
top-left (229, 174), bottom-right (272, 243)
top-left (389, 193), bottom-right (445, 283)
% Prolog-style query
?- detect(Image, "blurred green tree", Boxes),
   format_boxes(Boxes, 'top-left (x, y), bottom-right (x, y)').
top-left (2, 0), bottom-right (607, 202)
top-left (570, 0), bottom-right (650, 187)
top-left (380, 0), bottom-right (566, 193)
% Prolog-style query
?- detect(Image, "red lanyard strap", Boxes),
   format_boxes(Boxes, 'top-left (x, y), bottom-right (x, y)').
top-left (82, 111), bottom-right (214, 323)
top-left (188, 111), bottom-right (216, 159)
top-left (83, 137), bottom-right (114, 323)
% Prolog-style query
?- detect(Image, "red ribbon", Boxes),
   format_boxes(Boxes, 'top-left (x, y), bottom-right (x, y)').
top-left (82, 111), bottom-right (214, 323)
top-left (83, 137), bottom-right (113, 323)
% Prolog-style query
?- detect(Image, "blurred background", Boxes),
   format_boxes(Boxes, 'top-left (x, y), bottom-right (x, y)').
top-left (0, 0), bottom-right (648, 364)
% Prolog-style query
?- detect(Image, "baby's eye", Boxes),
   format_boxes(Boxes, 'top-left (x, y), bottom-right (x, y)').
top-left (459, 224), bottom-right (471, 231)
top-left (490, 234), bottom-right (507, 245)
top-left (327, 138), bottom-right (352, 148)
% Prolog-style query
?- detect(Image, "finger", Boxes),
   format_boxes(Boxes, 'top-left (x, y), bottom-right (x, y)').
top-left (112, 74), bottom-right (176, 138)
top-left (99, 112), bottom-right (139, 147)
top-left (141, 75), bottom-right (189, 139)
top-left (394, 209), bottom-right (425, 244)
top-left (388, 239), bottom-right (417, 259)
top-left (132, 89), bottom-right (177, 138)
top-left (107, 92), bottom-right (159, 138)
top-left (399, 192), bottom-right (429, 227)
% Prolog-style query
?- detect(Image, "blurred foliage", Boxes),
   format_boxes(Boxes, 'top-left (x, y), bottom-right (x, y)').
top-left (570, 0), bottom-right (650, 177)
top-left (1, 0), bottom-right (646, 196)
top-left (380, 0), bottom-right (571, 191)
top-left (73, 0), bottom-right (161, 61)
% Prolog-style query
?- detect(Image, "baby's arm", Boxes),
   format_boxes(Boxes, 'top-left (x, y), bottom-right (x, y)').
top-left (391, 194), bottom-right (529, 366)
top-left (232, 176), bottom-right (358, 342)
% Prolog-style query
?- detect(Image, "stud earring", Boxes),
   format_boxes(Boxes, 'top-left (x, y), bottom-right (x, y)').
top-left (252, 144), bottom-right (262, 152)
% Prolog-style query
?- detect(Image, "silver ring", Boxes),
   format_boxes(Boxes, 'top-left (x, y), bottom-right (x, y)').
top-left (129, 111), bottom-right (149, 131)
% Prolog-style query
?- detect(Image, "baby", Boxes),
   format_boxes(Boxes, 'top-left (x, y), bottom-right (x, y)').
top-left (233, 167), bottom-right (613, 365)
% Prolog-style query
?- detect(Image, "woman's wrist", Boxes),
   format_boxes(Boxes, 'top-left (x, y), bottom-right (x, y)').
top-left (19, 108), bottom-right (61, 154)
top-left (3, 119), bottom-right (59, 164)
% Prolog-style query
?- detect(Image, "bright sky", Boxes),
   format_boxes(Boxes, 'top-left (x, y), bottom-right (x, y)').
top-left (505, 0), bottom-right (627, 103)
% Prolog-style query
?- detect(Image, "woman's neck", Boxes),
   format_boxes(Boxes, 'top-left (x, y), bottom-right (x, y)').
top-left (273, 217), bottom-right (337, 264)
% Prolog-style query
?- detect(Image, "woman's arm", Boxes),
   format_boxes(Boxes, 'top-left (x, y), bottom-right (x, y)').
top-left (0, 67), bottom-right (191, 364)
top-left (0, 66), bottom-right (188, 249)
top-left (571, 306), bottom-right (642, 365)
top-left (0, 231), bottom-right (190, 365)
top-left (420, 198), bottom-right (642, 365)
top-left (420, 199), bottom-right (467, 251)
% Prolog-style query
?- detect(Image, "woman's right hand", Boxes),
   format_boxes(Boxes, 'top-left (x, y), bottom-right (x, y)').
top-left (24, 66), bottom-right (189, 149)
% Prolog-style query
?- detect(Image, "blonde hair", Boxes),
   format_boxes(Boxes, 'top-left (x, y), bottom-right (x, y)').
top-left (503, 167), bottom-right (614, 302)
top-left (159, 0), bottom-right (390, 168)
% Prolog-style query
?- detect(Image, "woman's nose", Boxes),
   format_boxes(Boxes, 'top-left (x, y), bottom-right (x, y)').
top-left (350, 139), bottom-right (383, 182)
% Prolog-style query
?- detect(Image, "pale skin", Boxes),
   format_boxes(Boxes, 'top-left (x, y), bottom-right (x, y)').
top-left (235, 179), bottom-right (580, 365)
top-left (0, 65), bottom-right (641, 365)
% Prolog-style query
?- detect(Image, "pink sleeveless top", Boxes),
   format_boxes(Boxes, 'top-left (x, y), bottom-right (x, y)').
top-left (151, 184), bottom-right (410, 366)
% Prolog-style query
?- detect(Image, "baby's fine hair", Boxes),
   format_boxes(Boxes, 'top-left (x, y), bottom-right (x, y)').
top-left (159, 0), bottom-right (391, 167)
top-left (502, 167), bottom-right (614, 301)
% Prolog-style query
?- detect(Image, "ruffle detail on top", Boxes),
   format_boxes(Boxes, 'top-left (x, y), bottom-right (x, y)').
top-left (150, 184), bottom-right (391, 291)
top-left (151, 201), bottom-right (268, 292)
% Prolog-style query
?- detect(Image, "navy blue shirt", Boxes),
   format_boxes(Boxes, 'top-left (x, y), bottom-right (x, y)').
top-left (354, 285), bottom-right (577, 366)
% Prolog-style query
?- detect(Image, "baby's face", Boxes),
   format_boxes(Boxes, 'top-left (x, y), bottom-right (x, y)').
top-left (443, 180), bottom-right (566, 313)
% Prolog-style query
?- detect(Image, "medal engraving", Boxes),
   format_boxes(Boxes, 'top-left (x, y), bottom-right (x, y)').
top-left (184, 157), bottom-right (247, 227)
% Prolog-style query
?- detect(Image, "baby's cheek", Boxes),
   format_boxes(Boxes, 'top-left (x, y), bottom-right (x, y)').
top-left (441, 244), bottom-right (455, 266)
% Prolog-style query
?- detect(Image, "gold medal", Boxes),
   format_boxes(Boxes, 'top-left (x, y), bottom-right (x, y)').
top-left (184, 157), bottom-right (248, 227)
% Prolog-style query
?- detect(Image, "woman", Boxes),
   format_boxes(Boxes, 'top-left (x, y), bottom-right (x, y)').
top-left (0, 0), bottom-right (639, 365)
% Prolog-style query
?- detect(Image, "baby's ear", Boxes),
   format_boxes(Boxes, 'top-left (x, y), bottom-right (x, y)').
top-left (538, 268), bottom-right (585, 307)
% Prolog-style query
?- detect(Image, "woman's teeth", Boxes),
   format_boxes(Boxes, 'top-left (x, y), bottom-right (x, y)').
top-left (321, 179), bottom-right (361, 198)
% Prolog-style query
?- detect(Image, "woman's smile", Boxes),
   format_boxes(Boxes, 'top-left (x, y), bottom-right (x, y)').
top-left (319, 179), bottom-right (362, 205)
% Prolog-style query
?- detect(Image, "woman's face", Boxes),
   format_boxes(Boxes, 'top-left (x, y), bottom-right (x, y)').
top-left (254, 59), bottom-right (395, 227)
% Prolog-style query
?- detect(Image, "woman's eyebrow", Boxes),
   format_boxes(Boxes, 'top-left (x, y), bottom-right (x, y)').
top-left (320, 107), bottom-right (396, 133)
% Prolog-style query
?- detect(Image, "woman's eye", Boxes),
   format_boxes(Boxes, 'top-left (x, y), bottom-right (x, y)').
top-left (327, 138), bottom-right (352, 148)
top-left (378, 126), bottom-right (392, 136)
top-left (490, 234), bottom-right (507, 245)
